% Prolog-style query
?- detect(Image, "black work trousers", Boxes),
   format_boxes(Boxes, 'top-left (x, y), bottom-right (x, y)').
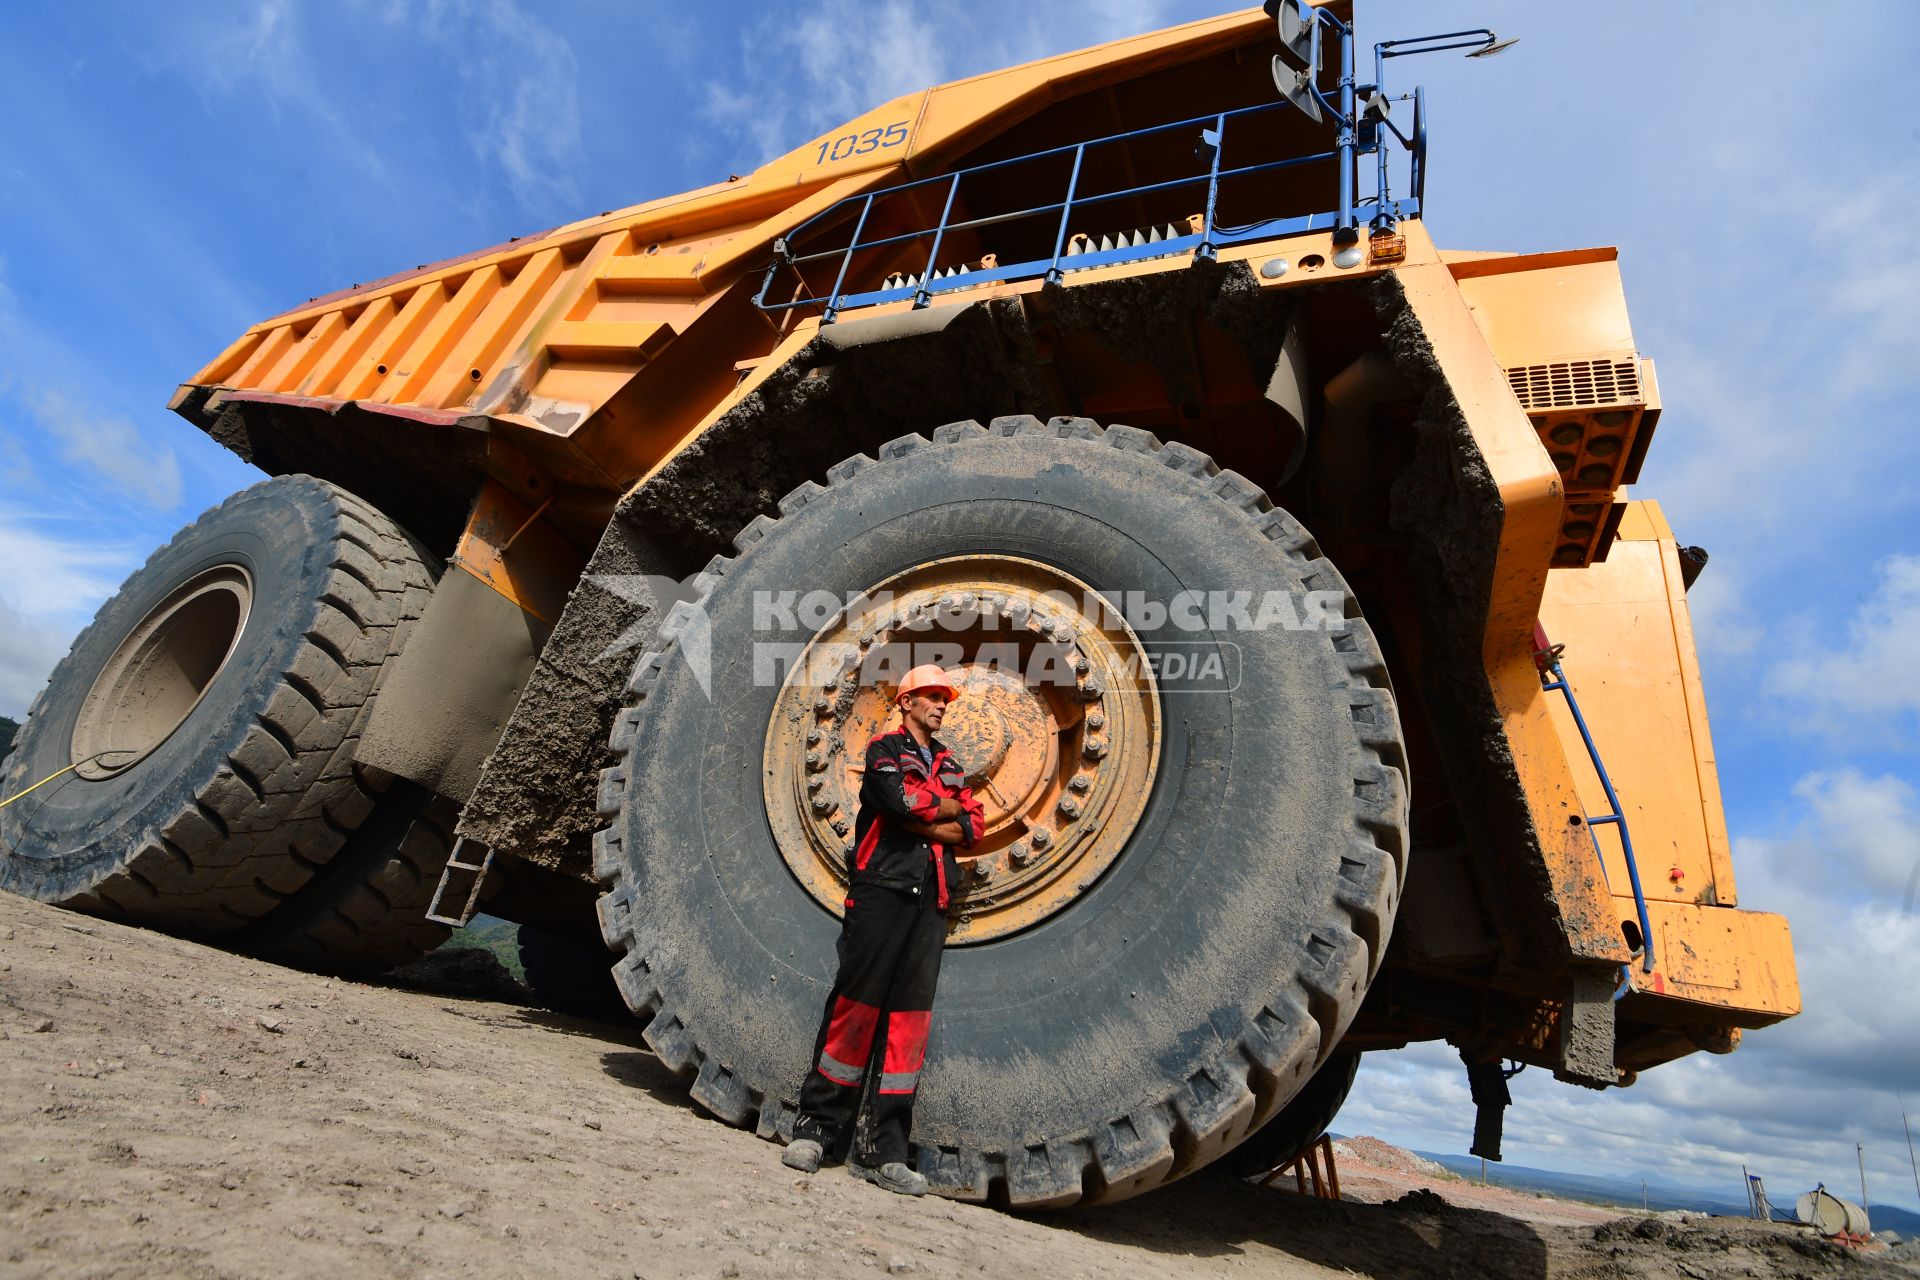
top-left (792, 873), bottom-right (947, 1168)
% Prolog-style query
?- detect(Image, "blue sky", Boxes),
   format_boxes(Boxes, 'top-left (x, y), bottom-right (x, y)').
top-left (2, 0), bottom-right (1916, 1216)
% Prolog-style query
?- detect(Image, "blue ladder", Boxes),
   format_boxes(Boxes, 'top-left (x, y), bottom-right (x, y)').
top-left (1536, 633), bottom-right (1655, 990)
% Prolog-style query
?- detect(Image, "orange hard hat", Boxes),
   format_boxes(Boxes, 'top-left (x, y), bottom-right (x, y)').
top-left (895, 664), bottom-right (960, 703)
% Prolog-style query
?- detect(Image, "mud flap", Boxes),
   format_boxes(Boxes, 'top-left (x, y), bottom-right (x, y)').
top-left (357, 569), bottom-right (549, 802)
top-left (1556, 966), bottom-right (1619, 1088)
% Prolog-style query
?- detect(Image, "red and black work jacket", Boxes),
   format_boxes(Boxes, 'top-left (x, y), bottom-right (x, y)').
top-left (851, 728), bottom-right (985, 911)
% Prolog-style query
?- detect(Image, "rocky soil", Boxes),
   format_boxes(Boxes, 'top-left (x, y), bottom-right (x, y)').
top-left (2, 893), bottom-right (1914, 1279)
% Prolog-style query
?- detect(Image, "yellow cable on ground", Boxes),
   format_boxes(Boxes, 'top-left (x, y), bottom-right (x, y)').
top-left (0, 751), bottom-right (137, 810)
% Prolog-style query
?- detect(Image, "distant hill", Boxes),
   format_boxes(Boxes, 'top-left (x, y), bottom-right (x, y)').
top-left (1414, 1150), bottom-right (1743, 1215)
top-left (433, 914), bottom-right (527, 980)
top-left (1868, 1203), bottom-right (1920, 1236)
top-left (0, 715), bottom-right (17, 761)
top-left (1413, 1150), bottom-right (1920, 1235)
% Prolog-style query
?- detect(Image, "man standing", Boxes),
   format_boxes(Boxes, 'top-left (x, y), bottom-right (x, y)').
top-left (781, 664), bottom-right (984, 1196)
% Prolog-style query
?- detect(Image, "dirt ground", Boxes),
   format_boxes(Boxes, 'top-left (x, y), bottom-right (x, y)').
top-left (2, 893), bottom-right (1913, 1280)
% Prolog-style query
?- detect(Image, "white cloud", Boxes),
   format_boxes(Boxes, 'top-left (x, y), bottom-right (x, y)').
top-left (788, 0), bottom-right (946, 134)
top-left (1765, 554), bottom-right (1920, 736)
top-left (0, 509), bottom-right (137, 721)
top-left (1626, 166), bottom-right (1920, 582)
top-left (1754, 770), bottom-right (1920, 901)
top-left (1811, 170), bottom-right (1920, 400)
top-left (27, 390), bottom-right (182, 511)
top-left (1684, 563), bottom-right (1762, 666)
top-left (0, 510), bottom-right (135, 619)
top-left (702, 0), bottom-right (948, 169)
top-left (191, 0), bottom-right (385, 179)
top-left (0, 598), bottom-right (72, 724)
top-left (398, 0), bottom-right (587, 215)
top-left (0, 431), bottom-right (30, 490)
top-left (699, 0), bottom-right (1173, 169)
top-left (172, 0), bottom-right (588, 216)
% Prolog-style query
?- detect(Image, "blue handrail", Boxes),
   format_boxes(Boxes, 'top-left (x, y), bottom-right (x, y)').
top-left (1540, 652), bottom-right (1656, 981)
top-left (755, 8), bottom-right (1431, 324)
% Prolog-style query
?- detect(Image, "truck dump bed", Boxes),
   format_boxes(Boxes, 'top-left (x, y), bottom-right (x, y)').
top-left (175, 9), bottom-right (1294, 520)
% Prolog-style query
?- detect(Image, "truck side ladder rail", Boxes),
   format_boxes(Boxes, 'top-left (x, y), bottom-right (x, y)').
top-left (1536, 634), bottom-right (1655, 980)
top-left (424, 836), bottom-right (495, 928)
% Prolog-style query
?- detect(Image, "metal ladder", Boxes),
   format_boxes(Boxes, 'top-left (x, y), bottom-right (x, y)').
top-left (424, 836), bottom-right (493, 927)
top-left (1535, 627), bottom-right (1655, 988)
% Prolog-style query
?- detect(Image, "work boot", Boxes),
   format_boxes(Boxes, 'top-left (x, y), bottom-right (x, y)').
top-left (851, 1160), bottom-right (928, 1197)
top-left (781, 1138), bottom-right (823, 1173)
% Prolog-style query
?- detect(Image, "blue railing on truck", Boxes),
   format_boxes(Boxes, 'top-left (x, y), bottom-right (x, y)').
top-left (1536, 635), bottom-right (1657, 992)
top-left (754, 5), bottom-right (1445, 324)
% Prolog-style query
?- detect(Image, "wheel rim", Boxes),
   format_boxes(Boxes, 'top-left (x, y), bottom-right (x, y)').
top-left (70, 565), bottom-right (254, 780)
top-left (762, 555), bottom-right (1160, 944)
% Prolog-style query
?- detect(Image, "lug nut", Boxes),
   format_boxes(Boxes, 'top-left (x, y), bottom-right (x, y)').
top-left (971, 858), bottom-right (993, 881)
top-left (807, 776), bottom-right (824, 793)
top-left (830, 816), bottom-right (849, 836)
top-left (806, 729), bottom-right (822, 746)
top-left (1009, 841), bottom-right (1031, 866)
top-left (1074, 656), bottom-right (1091, 675)
top-left (806, 752), bottom-right (828, 772)
top-left (1058, 797), bottom-right (1081, 819)
top-left (1080, 683), bottom-right (1104, 703)
top-left (813, 696), bottom-right (832, 715)
top-left (1030, 829), bottom-right (1052, 849)
top-left (1069, 775), bottom-right (1092, 793)
top-left (1083, 737), bottom-right (1108, 760)
top-left (811, 797), bottom-right (834, 815)
top-left (1087, 711), bottom-right (1105, 731)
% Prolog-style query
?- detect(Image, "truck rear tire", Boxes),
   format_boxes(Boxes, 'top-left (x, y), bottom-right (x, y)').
top-left (594, 416), bottom-right (1407, 1207)
top-left (0, 476), bottom-right (430, 934)
top-left (1219, 1051), bottom-right (1361, 1178)
top-left (231, 782), bottom-right (457, 977)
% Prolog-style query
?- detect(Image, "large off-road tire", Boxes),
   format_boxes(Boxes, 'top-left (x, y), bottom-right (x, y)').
top-left (1219, 1051), bottom-right (1361, 1178)
top-left (594, 416), bottom-right (1408, 1208)
top-left (231, 782), bottom-right (458, 978)
top-left (0, 476), bottom-right (430, 934)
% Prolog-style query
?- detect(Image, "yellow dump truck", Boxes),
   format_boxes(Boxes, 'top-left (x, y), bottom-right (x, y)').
top-left (1, 1), bottom-right (1797, 1206)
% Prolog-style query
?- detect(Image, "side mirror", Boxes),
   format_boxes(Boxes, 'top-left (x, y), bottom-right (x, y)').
top-left (1270, 0), bottom-right (1324, 124)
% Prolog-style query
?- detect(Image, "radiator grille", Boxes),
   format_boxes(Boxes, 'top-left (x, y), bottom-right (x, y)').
top-left (1506, 359), bottom-right (1641, 410)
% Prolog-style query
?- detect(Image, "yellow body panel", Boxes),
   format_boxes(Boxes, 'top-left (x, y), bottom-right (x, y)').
top-left (1541, 502), bottom-right (1736, 907)
top-left (1629, 899), bottom-right (1799, 1019)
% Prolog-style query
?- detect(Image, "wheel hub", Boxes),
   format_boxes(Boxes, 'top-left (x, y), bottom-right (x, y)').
top-left (70, 565), bottom-right (253, 781)
top-left (763, 555), bottom-right (1159, 944)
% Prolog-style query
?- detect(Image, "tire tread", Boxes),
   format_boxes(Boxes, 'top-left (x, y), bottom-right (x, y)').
top-left (591, 417), bottom-right (1410, 1207)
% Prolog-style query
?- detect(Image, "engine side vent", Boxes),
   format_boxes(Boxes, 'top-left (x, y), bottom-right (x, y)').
top-left (1504, 355), bottom-right (1659, 570)
top-left (1507, 359), bottom-right (1641, 411)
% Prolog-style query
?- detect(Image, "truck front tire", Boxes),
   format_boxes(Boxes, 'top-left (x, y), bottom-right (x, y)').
top-left (594, 417), bottom-right (1408, 1207)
